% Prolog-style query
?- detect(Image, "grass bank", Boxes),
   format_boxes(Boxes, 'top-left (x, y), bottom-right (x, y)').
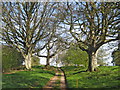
top-left (2, 65), bottom-right (56, 88)
top-left (62, 66), bottom-right (120, 89)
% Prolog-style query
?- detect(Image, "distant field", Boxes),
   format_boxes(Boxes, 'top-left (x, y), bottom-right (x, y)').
top-left (2, 65), bottom-right (55, 88)
top-left (62, 66), bottom-right (120, 88)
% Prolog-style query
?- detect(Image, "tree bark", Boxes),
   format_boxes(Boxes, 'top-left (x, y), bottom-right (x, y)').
top-left (87, 51), bottom-right (98, 72)
top-left (45, 48), bottom-right (50, 67)
top-left (46, 57), bottom-right (50, 67)
top-left (24, 52), bottom-right (32, 70)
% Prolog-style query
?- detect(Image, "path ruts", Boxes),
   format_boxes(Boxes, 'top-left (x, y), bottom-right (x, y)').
top-left (43, 69), bottom-right (66, 90)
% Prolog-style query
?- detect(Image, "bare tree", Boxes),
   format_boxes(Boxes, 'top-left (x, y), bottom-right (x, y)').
top-left (2, 2), bottom-right (57, 69)
top-left (36, 6), bottom-right (72, 67)
top-left (37, 32), bottom-right (69, 67)
top-left (58, 2), bottom-right (119, 71)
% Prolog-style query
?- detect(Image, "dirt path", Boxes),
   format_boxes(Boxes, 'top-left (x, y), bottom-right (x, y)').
top-left (60, 72), bottom-right (66, 89)
top-left (43, 70), bottom-right (66, 89)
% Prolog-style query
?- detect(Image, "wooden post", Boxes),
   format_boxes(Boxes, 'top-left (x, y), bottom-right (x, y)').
top-left (76, 79), bottom-right (78, 88)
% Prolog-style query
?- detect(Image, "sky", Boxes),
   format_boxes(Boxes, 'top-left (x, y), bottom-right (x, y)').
top-left (101, 42), bottom-right (118, 66)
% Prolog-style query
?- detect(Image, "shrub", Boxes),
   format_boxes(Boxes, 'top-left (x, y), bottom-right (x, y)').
top-left (2, 45), bottom-right (24, 72)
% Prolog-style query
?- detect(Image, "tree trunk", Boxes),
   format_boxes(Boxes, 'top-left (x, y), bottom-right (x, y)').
top-left (45, 48), bottom-right (50, 67)
top-left (87, 51), bottom-right (98, 72)
top-left (45, 57), bottom-right (50, 67)
top-left (25, 52), bottom-right (32, 70)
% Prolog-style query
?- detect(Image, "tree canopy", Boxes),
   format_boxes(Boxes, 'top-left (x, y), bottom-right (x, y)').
top-left (57, 2), bottom-right (119, 71)
top-left (2, 2), bottom-right (58, 69)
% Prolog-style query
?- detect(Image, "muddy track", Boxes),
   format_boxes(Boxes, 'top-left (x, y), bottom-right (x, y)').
top-left (43, 69), bottom-right (66, 90)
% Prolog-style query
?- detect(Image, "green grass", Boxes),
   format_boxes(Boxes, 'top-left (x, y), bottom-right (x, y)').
top-left (2, 65), bottom-right (55, 88)
top-left (62, 66), bottom-right (120, 88)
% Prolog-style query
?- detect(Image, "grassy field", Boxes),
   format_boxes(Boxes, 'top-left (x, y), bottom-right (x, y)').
top-left (62, 66), bottom-right (120, 89)
top-left (2, 65), bottom-right (56, 88)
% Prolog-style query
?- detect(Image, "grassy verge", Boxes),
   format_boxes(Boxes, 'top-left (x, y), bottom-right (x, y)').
top-left (62, 66), bottom-right (120, 88)
top-left (2, 65), bottom-right (55, 88)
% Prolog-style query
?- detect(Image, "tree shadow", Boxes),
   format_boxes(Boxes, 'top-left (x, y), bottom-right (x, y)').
top-left (38, 70), bottom-right (55, 76)
top-left (72, 70), bottom-right (87, 75)
top-left (55, 74), bottom-right (61, 76)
